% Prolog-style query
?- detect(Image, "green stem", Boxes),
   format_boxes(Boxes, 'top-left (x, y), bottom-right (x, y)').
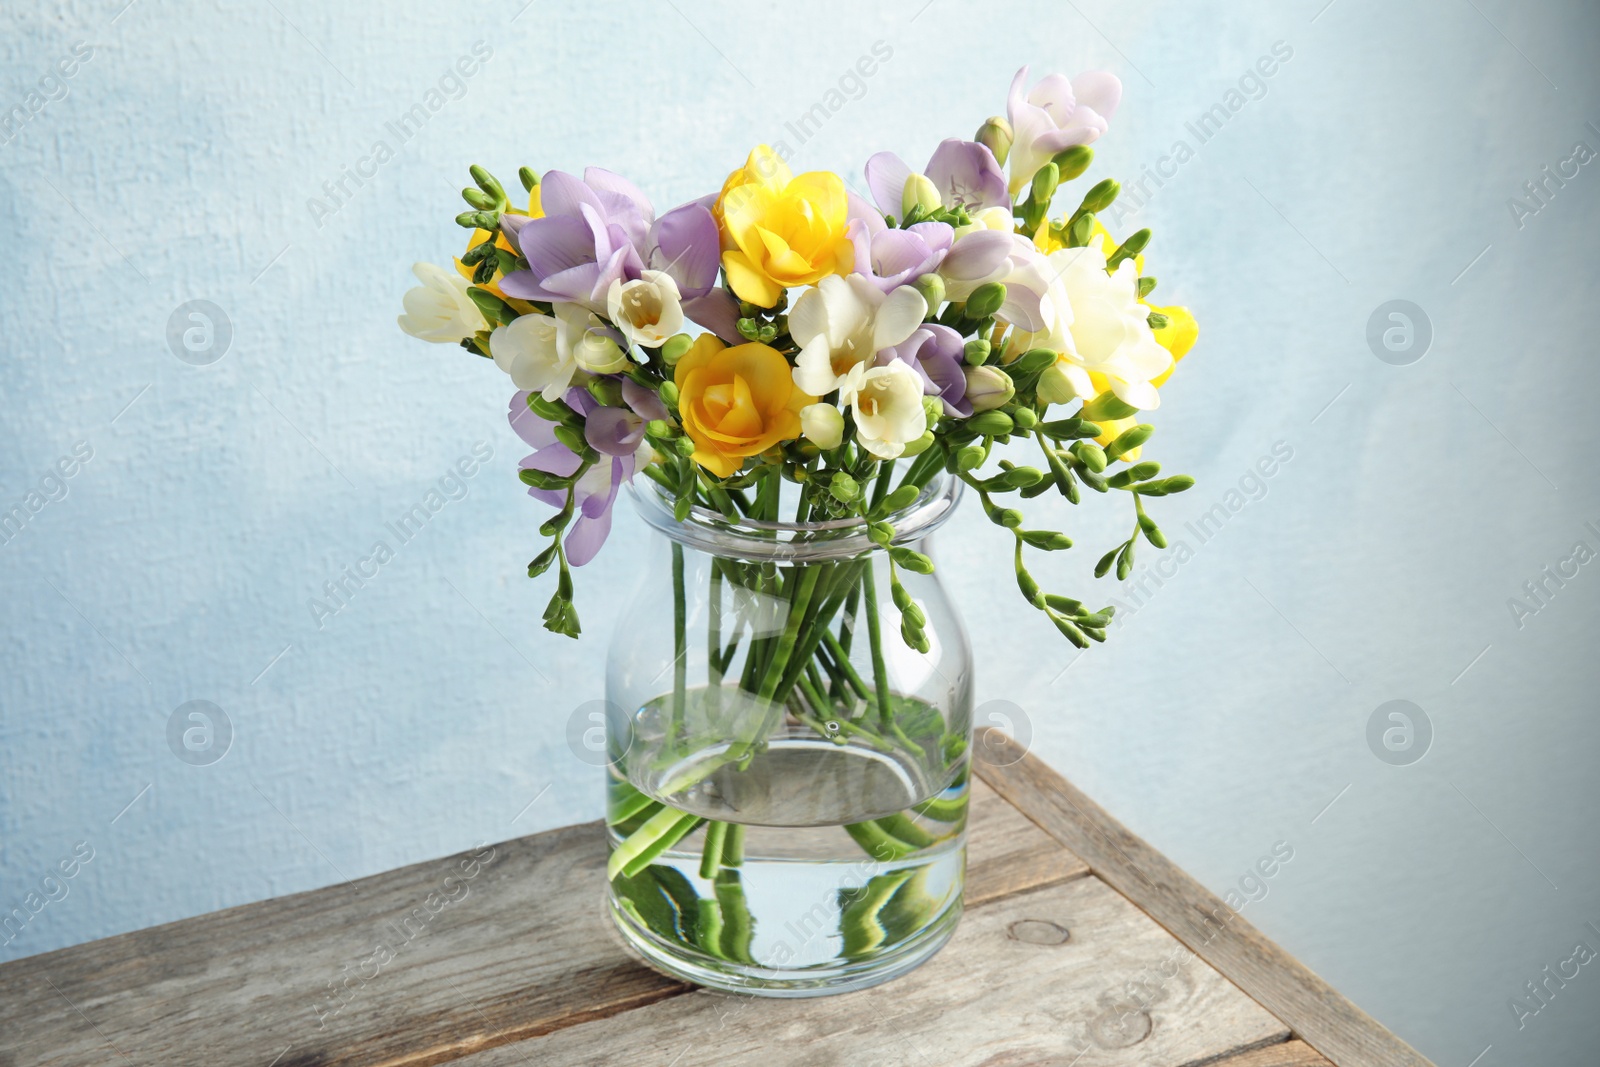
top-left (862, 558), bottom-right (894, 729)
top-left (820, 630), bottom-right (871, 700)
top-left (607, 807), bottom-right (702, 880)
top-left (699, 820), bottom-right (728, 880)
top-left (671, 542), bottom-right (686, 742)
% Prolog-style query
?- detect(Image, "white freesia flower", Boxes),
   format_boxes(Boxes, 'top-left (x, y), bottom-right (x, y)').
top-left (397, 262), bottom-right (486, 343)
top-left (1013, 245), bottom-right (1172, 411)
top-left (790, 274), bottom-right (927, 398)
top-left (489, 303), bottom-right (626, 400)
top-left (847, 361), bottom-right (927, 460)
top-left (606, 269), bottom-right (684, 350)
top-left (799, 402), bottom-right (845, 450)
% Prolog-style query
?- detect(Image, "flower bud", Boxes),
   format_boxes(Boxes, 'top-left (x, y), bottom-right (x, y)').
top-left (830, 471), bottom-right (860, 503)
top-left (968, 410), bottom-right (1014, 436)
top-left (901, 431), bottom-right (936, 457)
top-left (518, 166), bottom-right (540, 193)
top-left (1050, 145), bottom-right (1094, 182)
top-left (657, 381), bottom-right (680, 408)
top-left (901, 173), bottom-right (943, 218)
top-left (963, 338), bottom-right (991, 367)
top-left (1078, 178), bottom-right (1120, 215)
top-left (585, 377), bottom-right (624, 408)
top-left (965, 282), bottom-right (1007, 321)
top-left (1029, 162), bottom-right (1060, 207)
top-left (801, 403), bottom-right (845, 450)
top-left (911, 272), bottom-right (945, 312)
top-left (1013, 407), bottom-right (1039, 430)
top-left (660, 333), bottom-right (694, 365)
top-left (975, 116), bottom-right (1013, 166)
top-left (920, 395), bottom-right (944, 426)
top-left (963, 365), bottom-right (1015, 412)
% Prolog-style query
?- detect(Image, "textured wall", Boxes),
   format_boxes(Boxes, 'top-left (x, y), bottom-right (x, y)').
top-left (2, 1), bottom-right (1598, 1062)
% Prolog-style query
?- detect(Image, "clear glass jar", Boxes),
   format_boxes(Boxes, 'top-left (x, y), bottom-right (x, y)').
top-left (603, 471), bottom-right (973, 996)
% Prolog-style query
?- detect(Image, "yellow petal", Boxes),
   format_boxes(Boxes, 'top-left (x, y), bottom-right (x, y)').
top-left (721, 249), bottom-right (784, 308)
top-left (1149, 304), bottom-right (1198, 386)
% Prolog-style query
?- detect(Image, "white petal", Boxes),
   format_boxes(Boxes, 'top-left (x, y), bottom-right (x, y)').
top-left (786, 282), bottom-right (829, 348)
top-left (793, 335), bottom-right (840, 397)
top-left (872, 285), bottom-right (929, 352)
top-left (1111, 377), bottom-right (1161, 411)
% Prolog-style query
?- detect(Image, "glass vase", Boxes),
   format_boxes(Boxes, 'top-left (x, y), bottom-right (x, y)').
top-left (602, 471), bottom-right (973, 997)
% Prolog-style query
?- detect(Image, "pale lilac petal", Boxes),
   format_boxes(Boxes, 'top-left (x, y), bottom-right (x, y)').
top-left (941, 229), bottom-right (1013, 280)
top-left (1071, 71), bottom-right (1122, 121)
top-left (872, 230), bottom-right (938, 279)
top-left (496, 269), bottom-right (561, 302)
top-left (564, 508), bottom-right (613, 566)
top-left (523, 442), bottom-right (581, 479)
top-left (847, 191), bottom-right (886, 235)
top-left (906, 221), bottom-right (954, 255)
top-left (682, 290), bottom-right (743, 344)
top-left (564, 387), bottom-right (598, 416)
top-left (924, 139), bottom-right (1010, 211)
top-left (508, 392), bottom-right (557, 448)
top-left (650, 203), bottom-right (721, 294)
top-left (585, 406), bottom-right (646, 457)
top-left (1027, 73), bottom-right (1077, 121)
top-left (519, 216), bottom-right (596, 278)
top-left (497, 213), bottom-right (532, 253)
top-left (584, 167), bottom-right (654, 220)
top-left (864, 151), bottom-right (915, 217)
top-left (622, 378), bottom-right (669, 423)
top-left (539, 170), bottom-right (603, 220)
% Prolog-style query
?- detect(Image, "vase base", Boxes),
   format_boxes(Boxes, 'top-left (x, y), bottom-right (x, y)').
top-left (608, 892), bottom-right (964, 998)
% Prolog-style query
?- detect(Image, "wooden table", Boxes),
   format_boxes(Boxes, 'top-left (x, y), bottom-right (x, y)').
top-left (0, 733), bottom-right (1432, 1066)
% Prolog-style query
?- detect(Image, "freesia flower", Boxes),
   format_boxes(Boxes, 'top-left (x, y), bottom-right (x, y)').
top-left (790, 274), bottom-right (928, 398)
top-left (847, 361), bottom-right (927, 460)
top-left (489, 303), bottom-right (627, 400)
top-left (674, 335), bottom-right (812, 477)
top-left (849, 215), bottom-right (953, 293)
top-left (497, 171), bottom-right (739, 342)
top-left (1006, 67), bottom-right (1121, 197)
top-left (398, 262), bottom-right (487, 343)
top-left (799, 402), bottom-right (845, 450)
top-left (584, 378), bottom-right (671, 457)
top-left (963, 365), bottom-right (1015, 412)
top-left (607, 270), bottom-right (684, 350)
top-left (497, 169), bottom-right (647, 313)
top-left (864, 138), bottom-right (1010, 217)
top-left (509, 390), bottom-right (644, 567)
top-left (939, 231), bottom-right (1056, 330)
top-left (715, 146), bottom-right (855, 307)
top-left (1013, 245), bottom-right (1172, 411)
top-left (883, 323), bottom-right (970, 416)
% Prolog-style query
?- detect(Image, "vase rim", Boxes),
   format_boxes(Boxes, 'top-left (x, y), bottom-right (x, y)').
top-left (627, 468), bottom-right (964, 561)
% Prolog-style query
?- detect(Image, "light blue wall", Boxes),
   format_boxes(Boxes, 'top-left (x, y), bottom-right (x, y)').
top-left (2, 1), bottom-right (1597, 1062)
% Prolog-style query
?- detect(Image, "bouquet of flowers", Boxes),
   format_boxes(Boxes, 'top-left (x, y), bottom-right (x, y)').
top-left (399, 66), bottom-right (1198, 992)
top-left (400, 66), bottom-right (1196, 646)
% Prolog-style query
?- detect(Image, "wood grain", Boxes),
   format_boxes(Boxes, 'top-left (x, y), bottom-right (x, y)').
top-left (0, 779), bottom-right (1078, 1067)
top-left (1209, 1040), bottom-right (1336, 1066)
top-left (972, 730), bottom-right (1434, 1067)
top-left (452, 877), bottom-right (1290, 1067)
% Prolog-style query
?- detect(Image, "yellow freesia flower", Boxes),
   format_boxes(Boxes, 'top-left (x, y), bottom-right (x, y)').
top-left (1086, 303), bottom-right (1198, 461)
top-left (674, 335), bottom-right (813, 477)
top-left (715, 146), bottom-right (854, 308)
top-left (455, 186), bottom-right (543, 313)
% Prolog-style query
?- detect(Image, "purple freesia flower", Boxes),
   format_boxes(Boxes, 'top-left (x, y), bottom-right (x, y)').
top-left (509, 388), bottom-right (637, 567)
top-left (882, 323), bottom-right (971, 416)
top-left (849, 214), bottom-right (954, 292)
top-left (583, 378), bottom-right (670, 457)
top-left (865, 139), bottom-right (1010, 217)
top-left (1006, 67), bottom-right (1121, 196)
top-left (499, 171), bottom-right (740, 342)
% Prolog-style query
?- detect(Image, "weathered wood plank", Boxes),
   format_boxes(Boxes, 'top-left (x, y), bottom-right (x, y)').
top-left (0, 778), bottom-right (1079, 1067)
top-left (972, 730), bottom-right (1433, 1067)
top-left (1210, 1039), bottom-right (1337, 1066)
top-left (453, 877), bottom-right (1290, 1067)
